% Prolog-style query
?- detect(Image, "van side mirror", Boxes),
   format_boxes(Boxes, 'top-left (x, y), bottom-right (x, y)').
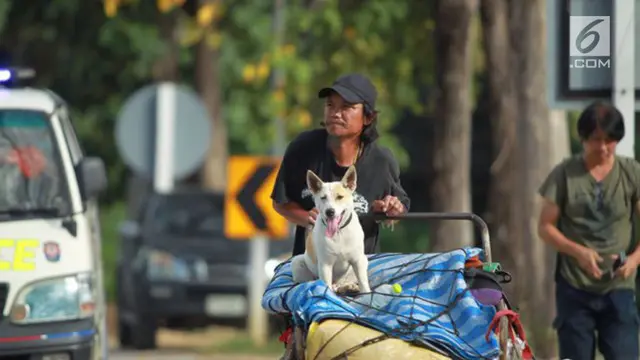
top-left (77, 157), bottom-right (108, 199)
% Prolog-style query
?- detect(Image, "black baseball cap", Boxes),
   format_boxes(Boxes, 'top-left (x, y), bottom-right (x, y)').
top-left (318, 73), bottom-right (377, 109)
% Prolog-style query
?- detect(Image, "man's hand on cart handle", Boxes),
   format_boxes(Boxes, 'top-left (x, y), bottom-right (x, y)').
top-left (371, 195), bottom-right (405, 216)
top-left (307, 208), bottom-right (319, 227)
top-left (371, 196), bottom-right (405, 229)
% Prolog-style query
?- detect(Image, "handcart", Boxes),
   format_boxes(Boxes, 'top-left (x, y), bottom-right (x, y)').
top-left (262, 212), bottom-right (534, 360)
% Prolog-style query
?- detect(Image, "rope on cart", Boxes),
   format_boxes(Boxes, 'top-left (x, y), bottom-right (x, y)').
top-left (268, 251), bottom-right (519, 360)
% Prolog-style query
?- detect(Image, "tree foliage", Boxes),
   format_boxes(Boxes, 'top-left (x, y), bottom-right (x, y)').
top-left (0, 0), bottom-right (437, 203)
top-left (102, 0), bottom-right (437, 167)
top-left (214, 0), bottom-right (436, 165)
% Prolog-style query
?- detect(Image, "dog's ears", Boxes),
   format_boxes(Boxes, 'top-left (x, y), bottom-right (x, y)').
top-left (306, 170), bottom-right (323, 194)
top-left (341, 165), bottom-right (357, 192)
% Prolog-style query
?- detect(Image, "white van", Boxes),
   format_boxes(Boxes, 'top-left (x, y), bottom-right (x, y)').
top-left (0, 68), bottom-right (108, 360)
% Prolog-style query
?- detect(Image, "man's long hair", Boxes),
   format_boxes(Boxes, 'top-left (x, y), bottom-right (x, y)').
top-left (362, 104), bottom-right (379, 144)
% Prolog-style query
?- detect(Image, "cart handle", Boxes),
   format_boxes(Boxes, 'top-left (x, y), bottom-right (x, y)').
top-left (362, 212), bottom-right (493, 263)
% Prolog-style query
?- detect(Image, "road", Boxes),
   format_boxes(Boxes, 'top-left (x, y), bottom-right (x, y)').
top-left (105, 305), bottom-right (279, 359)
top-left (110, 349), bottom-right (276, 360)
top-left (110, 348), bottom-right (201, 359)
top-left (106, 326), bottom-right (277, 360)
top-left (109, 348), bottom-right (277, 360)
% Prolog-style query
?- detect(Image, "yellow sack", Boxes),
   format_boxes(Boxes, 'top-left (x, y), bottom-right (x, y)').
top-left (305, 319), bottom-right (451, 360)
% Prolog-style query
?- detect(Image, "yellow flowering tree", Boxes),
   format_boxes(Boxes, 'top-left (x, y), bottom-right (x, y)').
top-left (98, 0), bottom-right (435, 165)
top-left (216, 0), bottom-right (436, 165)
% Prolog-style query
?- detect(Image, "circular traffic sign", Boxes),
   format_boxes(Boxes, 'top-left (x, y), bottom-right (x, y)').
top-left (114, 82), bottom-right (212, 180)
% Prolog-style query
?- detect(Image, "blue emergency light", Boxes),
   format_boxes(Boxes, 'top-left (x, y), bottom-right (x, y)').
top-left (0, 67), bottom-right (36, 87)
top-left (0, 69), bottom-right (10, 82)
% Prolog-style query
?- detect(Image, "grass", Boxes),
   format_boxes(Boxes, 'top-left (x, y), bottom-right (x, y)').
top-left (99, 201), bottom-right (127, 302)
top-left (207, 334), bottom-right (283, 355)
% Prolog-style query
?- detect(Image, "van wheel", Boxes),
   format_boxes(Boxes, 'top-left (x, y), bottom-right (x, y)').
top-left (130, 317), bottom-right (157, 350)
top-left (118, 320), bottom-right (133, 348)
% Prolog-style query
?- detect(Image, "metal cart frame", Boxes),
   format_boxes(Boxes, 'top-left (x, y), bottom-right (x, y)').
top-left (285, 212), bottom-right (522, 360)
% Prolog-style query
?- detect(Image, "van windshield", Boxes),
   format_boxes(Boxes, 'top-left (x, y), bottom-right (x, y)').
top-left (0, 110), bottom-right (71, 217)
top-left (149, 194), bottom-right (224, 237)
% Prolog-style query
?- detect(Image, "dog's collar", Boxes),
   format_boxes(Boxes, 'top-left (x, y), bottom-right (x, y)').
top-left (321, 212), bottom-right (354, 231)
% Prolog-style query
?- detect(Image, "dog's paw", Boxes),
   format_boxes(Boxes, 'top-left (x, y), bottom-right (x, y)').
top-left (342, 282), bottom-right (361, 293)
top-left (334, 282), bottom-right (361, 295)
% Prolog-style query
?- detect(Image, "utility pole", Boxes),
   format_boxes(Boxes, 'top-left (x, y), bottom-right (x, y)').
top-left (272, 0), bottom-right (287, 156)
top-left (248, 0), bottom-right (287, 348)
top-left (613, 0), bottom-right (635, 158)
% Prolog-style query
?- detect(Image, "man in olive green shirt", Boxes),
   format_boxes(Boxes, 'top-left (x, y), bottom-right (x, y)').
top-left (538, 102), bottom-right (640, 360)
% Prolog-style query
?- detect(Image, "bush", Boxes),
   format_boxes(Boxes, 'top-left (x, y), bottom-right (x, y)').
top-left (380, 221), bottom-right (430, 253)
top-left (99, 201), bottom-right (126, 302)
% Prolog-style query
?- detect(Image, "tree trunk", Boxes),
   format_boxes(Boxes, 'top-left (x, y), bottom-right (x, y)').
top-left (479, 0), bottom-right (522, 300)
top-left (430, 0), bottom-right (478, 252)
top-left (509, 0), bottom-right (556, 356)
top-left (152, 11), bottom-right (179, 81)
top-left (196, 0), bottom-right (228, 192)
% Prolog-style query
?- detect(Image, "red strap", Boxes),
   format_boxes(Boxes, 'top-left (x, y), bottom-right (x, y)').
top-left (279, 327), bottom-right (293, 344)
top-left (486, 309), bottom-right (517, 342)
top-left (465, 256), bottom-right (483, 268)
top-left (485, 309), bottom-right (534, 359)
top-left (522, 344), bottom-right (534, 360)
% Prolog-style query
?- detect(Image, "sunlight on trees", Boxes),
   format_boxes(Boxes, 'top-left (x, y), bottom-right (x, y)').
top-left (97, 0), bottom-right (434, 167)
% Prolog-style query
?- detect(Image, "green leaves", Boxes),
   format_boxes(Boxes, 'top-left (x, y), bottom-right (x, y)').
top-left (0, 0), bottom-right (438, 203)
top-left (93, 0), bottom-right (436, 167)
top-left (218, 0), bottom-right (436, 167)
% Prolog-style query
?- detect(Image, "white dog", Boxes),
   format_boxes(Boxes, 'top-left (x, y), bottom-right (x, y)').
top-left (290, 165), bottom-right (371, 294)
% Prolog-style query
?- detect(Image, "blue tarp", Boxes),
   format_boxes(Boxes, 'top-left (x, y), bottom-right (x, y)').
top-left (262, 247), bottom-right (501, 360)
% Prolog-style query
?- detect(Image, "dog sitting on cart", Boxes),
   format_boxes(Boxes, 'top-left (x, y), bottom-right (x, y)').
top-left (261, 212), bottom-right (535, 360)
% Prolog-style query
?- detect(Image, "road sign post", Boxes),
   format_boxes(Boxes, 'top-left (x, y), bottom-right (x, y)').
top-left (154, 83), bottom-right (177, 192)
top-left (225, 156), bottom-right (289, 346)
top-left (613, 0), bottom-right (635, 157)
top-left (248, 234), bottom-right (269, 347)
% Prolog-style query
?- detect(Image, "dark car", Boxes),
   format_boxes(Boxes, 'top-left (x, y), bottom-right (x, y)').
top-left (115, 189), bottom-right (293, 349)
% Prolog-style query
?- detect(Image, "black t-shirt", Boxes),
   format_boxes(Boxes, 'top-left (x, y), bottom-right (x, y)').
top-left (271, 129), bottom-right (411, 256)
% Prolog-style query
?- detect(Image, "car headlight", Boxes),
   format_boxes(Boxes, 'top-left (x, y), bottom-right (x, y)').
top-left (146, 249), bottom-right (192, 282)
top-left (10, 273), bottom-right (95, 324)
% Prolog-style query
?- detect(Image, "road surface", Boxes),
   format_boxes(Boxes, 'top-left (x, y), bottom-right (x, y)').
top-left (106, 305), bottom-right (278, 360)
top-left (109, 348), bottom-right (276, 360)
top-left (107, 327), bottom-right (277, 360)
top-left (110, 348), bottom-right (201, 359)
